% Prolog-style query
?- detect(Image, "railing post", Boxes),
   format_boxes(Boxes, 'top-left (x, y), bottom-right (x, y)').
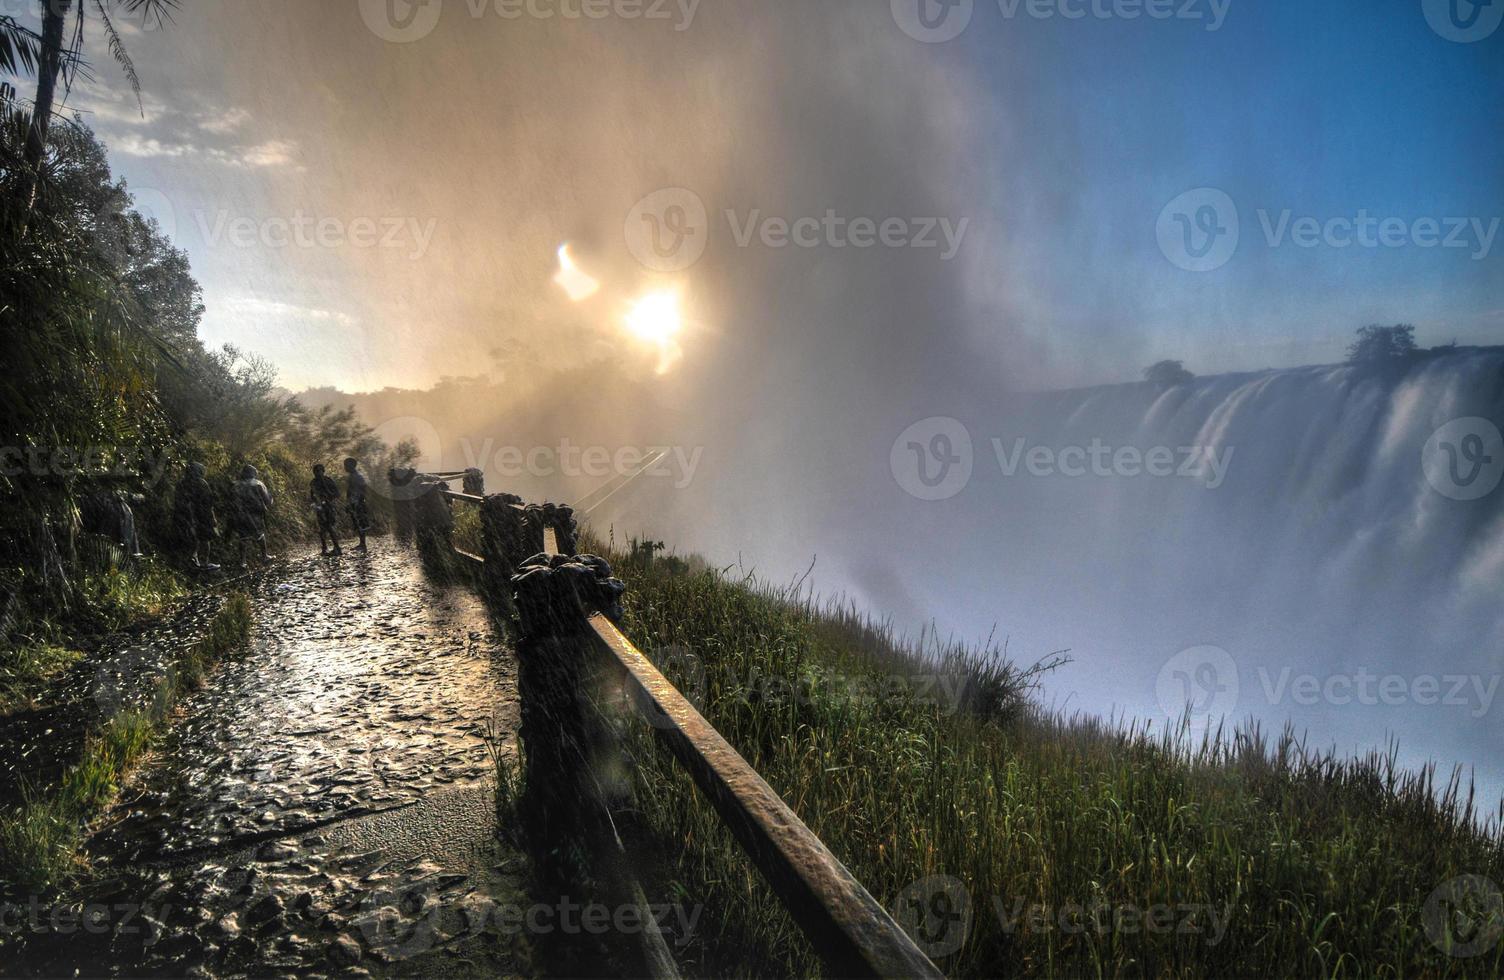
top-left (542, 502), bottom-right (578, 555)
top-left (509, 555), bottom-right (678, 977)
top-left (462, 467), bottom-right (485, 496)
top-left (478, 493), bottom-right (527, 606)
top-left (412, 479), bottom-right (455, 569)
top-left (519, 501), bottom-right (578, 556)
top-left (510, 554), bottom-right (626, 854)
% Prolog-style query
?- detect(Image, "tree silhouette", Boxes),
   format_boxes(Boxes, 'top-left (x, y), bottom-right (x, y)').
top-left (1346, 324), bottom-right (1418, 366)
top-left (1143, 360), bottom-right (1195, 387)
top-left (22, 1), bottom-right (177, 191)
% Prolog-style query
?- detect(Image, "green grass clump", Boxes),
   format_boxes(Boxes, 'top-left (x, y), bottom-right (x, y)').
top-left (588, 537), bottom-right (1504, 979)
top-left (0, 592), bottom-right (253, 894)
top-left (0, 792), bottom-right (81, 893)
top-left (0, 643), bottom-right (83, 714)
top-left (81, 559), bottom-right (187, 631)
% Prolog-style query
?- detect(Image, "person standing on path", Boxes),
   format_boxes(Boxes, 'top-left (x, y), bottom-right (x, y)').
top-left (344, 456), bottom-right (370, 552)
top-left (230, 464), bottom-right (274, 561)
top-left (173, 462), bottom-right (219, 571)
top-left (310, 463), bottom-right (342, 556)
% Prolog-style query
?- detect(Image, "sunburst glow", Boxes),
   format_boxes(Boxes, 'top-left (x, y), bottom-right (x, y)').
top-left (624, 290), bottom-right (685, 374)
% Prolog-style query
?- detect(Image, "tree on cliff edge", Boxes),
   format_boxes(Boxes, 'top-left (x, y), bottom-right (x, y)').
top-left (1143, 360), bottom-right (1196, 387)
top-left (1347, 324), bottom-right (1418, 367)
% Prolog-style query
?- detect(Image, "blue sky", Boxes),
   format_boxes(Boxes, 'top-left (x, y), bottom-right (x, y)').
top-left (945, 0), bottom-right (1504, 373)
top-left (5, 0), bottom-right (1500, 390)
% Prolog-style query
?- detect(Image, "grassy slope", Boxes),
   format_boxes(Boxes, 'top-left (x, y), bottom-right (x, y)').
top-left (596, 539), bottom-right (1504, 978)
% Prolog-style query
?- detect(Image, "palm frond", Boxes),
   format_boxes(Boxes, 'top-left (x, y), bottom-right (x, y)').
top-left (0, 17), bottom-right (41, 77)
top-left (118, 0), bottom-right (180, 30)
top-left (91, 1), bottom-right (141, 107)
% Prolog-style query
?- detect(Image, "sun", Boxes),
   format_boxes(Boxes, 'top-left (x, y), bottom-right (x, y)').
top-left (624, 290), bottom-right (683, 345)
top-left (623, 290), bottom-right (686, 374)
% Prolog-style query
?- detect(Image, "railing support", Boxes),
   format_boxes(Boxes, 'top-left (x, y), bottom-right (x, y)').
top-left (387, 467), bottom-right (419, 545)
top-left (413, 479), bottom-right (455, 569)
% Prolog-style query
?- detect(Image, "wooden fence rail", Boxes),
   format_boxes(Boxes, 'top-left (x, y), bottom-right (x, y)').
top-left (410, 474), bottom-right (944, 980)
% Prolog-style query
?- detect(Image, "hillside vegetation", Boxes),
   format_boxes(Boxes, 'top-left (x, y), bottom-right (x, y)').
top-left (590, 535), bottom-right (1504, 978)
top-left (0, 91), bottom-right (393, 890)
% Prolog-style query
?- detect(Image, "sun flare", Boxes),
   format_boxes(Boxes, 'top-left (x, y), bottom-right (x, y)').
top-left (623, 290), bottom-right (685, 374)
top-left (552, 243), bottom-right (600, 302)
top-left (624, 291), bottom-right (682, 343)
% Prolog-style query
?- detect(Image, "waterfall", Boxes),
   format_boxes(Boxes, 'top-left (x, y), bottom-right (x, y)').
top-left (947, 348), bottom-right (1504, 798)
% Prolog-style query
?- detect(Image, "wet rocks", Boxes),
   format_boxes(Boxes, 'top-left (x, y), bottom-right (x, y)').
top-left (9, 548), bottom-right (525, 978)
top-left (329, 932), bottom-right (363, 966)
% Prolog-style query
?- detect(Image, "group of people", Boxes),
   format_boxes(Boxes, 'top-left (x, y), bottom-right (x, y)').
top-left (171, 457), bottom-right (371, 571)
top-left (309, 457), bottom-right (370, 556)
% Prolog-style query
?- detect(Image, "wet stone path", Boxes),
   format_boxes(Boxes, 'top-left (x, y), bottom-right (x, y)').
top-left (16, 547), bottom-right (530, 978)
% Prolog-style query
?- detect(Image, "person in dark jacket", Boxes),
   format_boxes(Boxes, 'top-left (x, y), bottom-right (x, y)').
top-left (80, 487), bottom-right (145, 560)
top-left (173, 462), bottom-right (218, 571)
top-left (344, 457), bottom-right (370, 551)
top-left (230, 464), bottom-right (274, 560)
top-left (310, 463), bottom-right (342, 555)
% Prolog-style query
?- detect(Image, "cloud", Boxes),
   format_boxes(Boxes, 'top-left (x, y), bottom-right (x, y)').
top-left (220, 295), bottom-right (356, 327)
top-left (198, 106), bottom-right (252, 135)
top-left (236, 139), bottom-right (299, 169)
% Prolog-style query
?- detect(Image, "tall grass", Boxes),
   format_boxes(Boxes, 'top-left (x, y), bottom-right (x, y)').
top-left (590, 538), bottom-right (1504, 978)
top-left (0, 642), bottom-right (82, 714)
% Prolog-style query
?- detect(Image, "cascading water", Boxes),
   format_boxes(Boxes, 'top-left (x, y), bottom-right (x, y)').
top-left (928, 347), bottom-right (1504, 803)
